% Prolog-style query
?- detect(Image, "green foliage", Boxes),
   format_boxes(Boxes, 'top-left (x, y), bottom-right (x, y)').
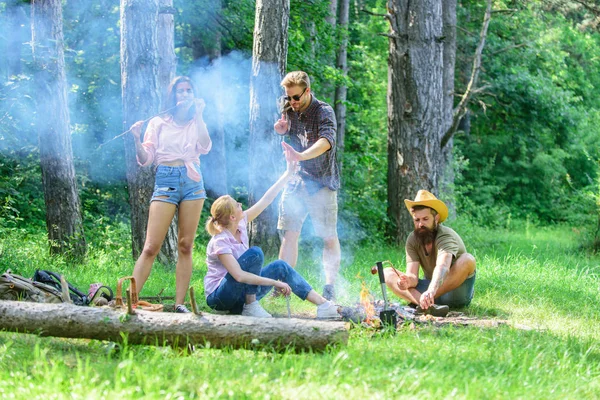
top-left (454, 2), bottom-right (600, 226)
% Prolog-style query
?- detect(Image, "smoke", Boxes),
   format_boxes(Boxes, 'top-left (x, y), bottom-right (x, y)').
top-left (189, 51), bottom-right (253, 192)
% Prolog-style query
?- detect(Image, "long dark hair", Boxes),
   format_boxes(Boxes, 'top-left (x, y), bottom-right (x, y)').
top-left (164, 76), bottom-right (196, 120)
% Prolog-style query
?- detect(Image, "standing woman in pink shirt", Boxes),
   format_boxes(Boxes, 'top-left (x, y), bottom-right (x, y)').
top-left (129, 76), bottom-right (212, 313)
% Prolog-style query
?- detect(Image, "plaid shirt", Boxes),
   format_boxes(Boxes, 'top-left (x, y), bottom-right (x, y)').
top-left (284, 95), bottom-right (340, 191)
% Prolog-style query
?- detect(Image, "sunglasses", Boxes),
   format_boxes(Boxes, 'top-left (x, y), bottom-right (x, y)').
top-left (284, 87), bottom-right (307, 102)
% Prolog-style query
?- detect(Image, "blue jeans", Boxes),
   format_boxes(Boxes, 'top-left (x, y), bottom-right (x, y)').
top-left (206, 247), bottom-right (313, 314)
top-left (415, 271), bottom-right (476, 307)
top-left (151, 164), bottom-right (206, 205)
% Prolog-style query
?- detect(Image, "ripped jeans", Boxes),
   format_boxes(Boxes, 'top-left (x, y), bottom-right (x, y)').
top-left (151, 164), bottom-right (206, 205)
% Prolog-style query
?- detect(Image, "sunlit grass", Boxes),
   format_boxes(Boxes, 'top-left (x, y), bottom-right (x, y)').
top-left (1, 220), bottom-right (600, 398)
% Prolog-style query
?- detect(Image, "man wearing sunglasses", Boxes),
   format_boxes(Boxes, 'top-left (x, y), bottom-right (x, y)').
top-left (273, 71), bottom-right (340, 302)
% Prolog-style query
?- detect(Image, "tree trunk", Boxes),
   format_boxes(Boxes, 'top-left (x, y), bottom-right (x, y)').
top-left (248, 0), bottom-right (289, 253)
top-left (0, 300), bottom-right (349, 352)
top-left (327, 0), bottom-right (338, 26)
top-left (120, 0), bottom-right (161, 260)
top-left (334, 0), bottom-right (349, 173)
top-left (5, 0), bottom-right (29, 78)
top-left (200, 0), bottom-right (228, 199)
top-left (440, 0), bottom-right (457, 217)
top-left (31, 0), bottom-right (86, 258)
top-left (156, 0), bottom-right (178, 266)
top-left (386, 0), bottom-right (445, 243)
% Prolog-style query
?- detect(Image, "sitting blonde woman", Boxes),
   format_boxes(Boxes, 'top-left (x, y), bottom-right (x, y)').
top-left (203, 152), bottom-right (340, 319)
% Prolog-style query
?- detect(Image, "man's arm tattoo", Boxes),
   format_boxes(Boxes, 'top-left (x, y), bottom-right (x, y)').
top-left (434, 266), bottom-right (449, 291)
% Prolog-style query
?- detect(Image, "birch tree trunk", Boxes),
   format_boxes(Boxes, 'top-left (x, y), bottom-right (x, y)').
top-left (386, 0), bottom-right (446, 243)
top-left (248, 0), bottom-right (289, 253)
top-left (120, 0), bottom-right (161, 260)
top-left (31, 0), bottom-right (86, 258)
top-left (334, 0), bottom-right (349, 173)
top-left (156, 0), bottom-right (178, 265)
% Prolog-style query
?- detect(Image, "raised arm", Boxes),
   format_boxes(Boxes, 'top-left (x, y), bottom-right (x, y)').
top-left (193, 98), bottom-right (212, 150)
top-left (245, 153), bottom-right (297, 223)
top-left (218, 253), bottom-right (291, 294)
top-left (281, 139), bottom-right (331, 162)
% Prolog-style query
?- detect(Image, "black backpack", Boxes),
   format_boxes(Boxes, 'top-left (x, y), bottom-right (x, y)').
top-left (32, 269), bottom-right (90, 306)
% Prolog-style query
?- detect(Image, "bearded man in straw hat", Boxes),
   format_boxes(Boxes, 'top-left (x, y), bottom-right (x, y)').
top-left (384, 190), bottom-right (476, 317)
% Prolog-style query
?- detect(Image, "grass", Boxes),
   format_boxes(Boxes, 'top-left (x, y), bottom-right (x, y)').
top-left (1, 220), bottom-right (600, 399)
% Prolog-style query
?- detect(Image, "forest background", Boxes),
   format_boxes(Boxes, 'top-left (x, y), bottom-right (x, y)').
top-left (1, 1), bottom-right (600, 398)
top-left (1, 0), bottom-right (600, 257)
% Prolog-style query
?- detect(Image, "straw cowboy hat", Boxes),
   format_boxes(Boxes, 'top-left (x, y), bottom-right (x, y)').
top-left (404, 190), bottom-right (448, 223)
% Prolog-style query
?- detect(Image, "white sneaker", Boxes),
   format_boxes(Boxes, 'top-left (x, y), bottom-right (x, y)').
top-left (316, 301), bottom-right (341, 319)
top-left (242, 301), bottom-right (272, 318)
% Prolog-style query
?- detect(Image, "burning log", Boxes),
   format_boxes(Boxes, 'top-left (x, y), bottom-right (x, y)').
top-left (0, 300), bottom-right (349, 352)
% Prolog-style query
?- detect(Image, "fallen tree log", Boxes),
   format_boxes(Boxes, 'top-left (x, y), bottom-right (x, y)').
top-left (0, 300), bottom-right (349, 352)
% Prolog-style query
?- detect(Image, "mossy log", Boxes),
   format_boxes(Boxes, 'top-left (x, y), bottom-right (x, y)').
top-left (0, 300), bottom-right (349, 352)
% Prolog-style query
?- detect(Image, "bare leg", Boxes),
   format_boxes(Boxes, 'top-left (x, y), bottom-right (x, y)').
top-left (306, 290), bottom-right (327, 305)
top-left (279, 230), bottom-right (300, 268)
top-left (434, 253), bottom-right (476, 297)
top-left (383, 254), bottom-right (476, 304)
top-left (323, 236), bottom-right (341, 285)
top-left (245, 294), bottom-right (256, 304)
top-left (132, 201), bottom-right (177, 295)
top-left (174, 199), bottom-right (204, 305)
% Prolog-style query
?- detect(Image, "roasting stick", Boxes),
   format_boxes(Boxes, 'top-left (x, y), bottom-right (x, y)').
top-left (95, 104), bottom-right (180, 151)
top-left (286, 295), bottom-right (291, 318)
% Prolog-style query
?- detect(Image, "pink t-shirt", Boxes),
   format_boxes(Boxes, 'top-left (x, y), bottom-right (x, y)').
top-left (204, 213), bottom-right (250, 297)
top-left (138, 115), bottom-right (212, 181)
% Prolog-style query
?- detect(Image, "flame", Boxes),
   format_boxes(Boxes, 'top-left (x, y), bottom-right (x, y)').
top-left (359, 280), bottom-right (376, 323)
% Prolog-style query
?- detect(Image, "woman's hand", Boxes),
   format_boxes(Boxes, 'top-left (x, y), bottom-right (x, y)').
top-left (274, 281), bottom-right (292, 296)
top-left (283, 152), bottom-right (299, 177)
top-left (130, 120), bottom-right (145, 140)
top-left (282, 141), bottom-right (304, 162)
top-left (194, 98), bottom-right (206, 116)
top-left (274, 113), bottom-right (289, 134)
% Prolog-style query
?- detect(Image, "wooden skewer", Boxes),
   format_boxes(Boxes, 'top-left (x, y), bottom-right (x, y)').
top-left (95, 104), bottom-right (179, 151)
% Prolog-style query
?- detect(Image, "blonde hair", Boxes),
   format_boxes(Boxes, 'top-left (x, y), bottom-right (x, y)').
top-left (281, 71), bottom-right (310, 90)
top-left (206, 195), bottom-right (237, 236)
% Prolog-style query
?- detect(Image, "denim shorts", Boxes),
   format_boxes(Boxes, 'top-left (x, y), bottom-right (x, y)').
top-left (415, 271), bottom-right (476, 308)
top-left (151, 164), bottom-right (207, 205)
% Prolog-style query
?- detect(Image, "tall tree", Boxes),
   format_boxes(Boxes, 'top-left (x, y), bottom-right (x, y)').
top-left (120, 0), bottom-right (161, 260)
top-left (386, 0), bottom-right (449, 242)
top-left (31, 0), bottom-right (86, 257)
top-left (155, 0), bottom-right (178, 265)
top-left (248, 0), bottom-right (289, 252)
top-left (334, 0), bottom-right (349, 172)
top-left (440, 0), bottom-right (457, 215)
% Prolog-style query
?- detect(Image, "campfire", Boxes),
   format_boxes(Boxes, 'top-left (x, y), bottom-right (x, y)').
top-left (339, 261), bottom-right (443, 329)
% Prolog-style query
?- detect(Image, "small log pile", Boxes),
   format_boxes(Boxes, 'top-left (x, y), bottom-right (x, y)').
top-left (0, 300), bottom-right (349, 352)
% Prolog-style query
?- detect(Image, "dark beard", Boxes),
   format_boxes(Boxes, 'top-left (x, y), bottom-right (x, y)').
top-left (414, 224), bottom-right (438, 246)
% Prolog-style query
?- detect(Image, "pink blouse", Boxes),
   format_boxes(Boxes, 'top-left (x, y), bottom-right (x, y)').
top-left (138, 115), bottom-right (212, 181)
top-left (204, 213), bottom-right (250, 297)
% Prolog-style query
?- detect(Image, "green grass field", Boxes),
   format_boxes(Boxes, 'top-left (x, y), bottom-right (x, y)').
top-left (1, 221), bottom-right (599, 399)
